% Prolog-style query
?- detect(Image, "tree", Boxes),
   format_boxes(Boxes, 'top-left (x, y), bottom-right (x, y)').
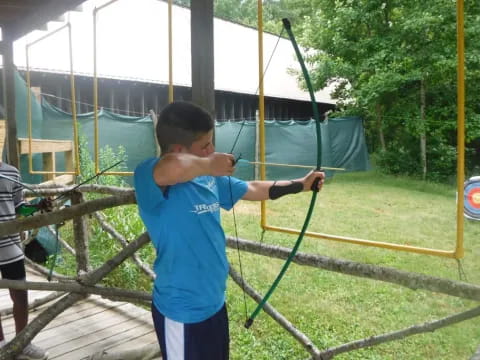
top-left (295, 0), bottom-right (480, 180)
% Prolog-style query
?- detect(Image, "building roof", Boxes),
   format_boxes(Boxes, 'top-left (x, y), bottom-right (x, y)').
top-left (0, 0), bottom-right (86, 42)
top-left (6, 0), bottom-right (335, 104)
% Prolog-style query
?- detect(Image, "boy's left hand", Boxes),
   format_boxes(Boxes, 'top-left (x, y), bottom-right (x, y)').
top-left (302, 170), bottom-right (325, 192)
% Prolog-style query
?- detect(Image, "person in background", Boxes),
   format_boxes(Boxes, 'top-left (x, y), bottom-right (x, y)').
top-left (134, 101), bottom-right (325, 360)
top-left (0, 161), bottom-right (48, 360)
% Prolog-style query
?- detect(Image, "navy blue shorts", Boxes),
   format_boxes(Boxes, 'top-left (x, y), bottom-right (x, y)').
top-left (0, 259), bottom-right (26, 280)
top-left (152, 303), bottom-right (229, 360)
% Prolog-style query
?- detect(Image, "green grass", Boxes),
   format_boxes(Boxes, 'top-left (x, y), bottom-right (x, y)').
top-left (53, 169), bottom-right (480, 359)
top-left (223, 170), bottom-right (480, 360)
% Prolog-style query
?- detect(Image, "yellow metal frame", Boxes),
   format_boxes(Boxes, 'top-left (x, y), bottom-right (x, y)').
top-left (93, 0), bottom-right (174, 175)
top-left (26, 23), bottom-right (80, 176)
top-left (168, 0), bottom-right (174, 103)
top-left (258, 0), bottom-right (267, 229)
top-left (259, 0), bottom-right (466, 259)
top-left (93, 0), bottom-right (125, 175)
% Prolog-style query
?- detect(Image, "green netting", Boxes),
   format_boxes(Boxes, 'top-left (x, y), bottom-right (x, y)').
top-left (215, 121), bottom-right (257, 180)
top-left (41, 100), bottom-right (156, 179)
top-left (15, 71), bottom-right (44, 184)
top-left (15, 71), bottom-right (369, 184)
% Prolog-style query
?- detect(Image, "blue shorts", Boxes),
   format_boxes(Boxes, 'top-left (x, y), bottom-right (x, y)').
top-left (152, 303), bottom-right (229, 360)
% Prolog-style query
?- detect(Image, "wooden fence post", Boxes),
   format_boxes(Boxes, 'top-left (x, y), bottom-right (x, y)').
top-left (71, 191), bottom-right (90, 273)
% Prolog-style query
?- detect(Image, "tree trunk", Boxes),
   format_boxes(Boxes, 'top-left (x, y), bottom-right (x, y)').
top-left (420, 79), bottom-right (427, 180)
top-left (375, 103), bottom-right (386, 152)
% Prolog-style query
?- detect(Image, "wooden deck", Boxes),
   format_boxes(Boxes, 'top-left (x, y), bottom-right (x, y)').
top-left (0, 267), bottom-right (160, 359)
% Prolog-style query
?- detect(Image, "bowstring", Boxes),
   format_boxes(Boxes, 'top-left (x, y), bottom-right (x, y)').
top-left (227, 27), bottom-right (285, 323)
top-left (228, 27), bottom-right (285, 155)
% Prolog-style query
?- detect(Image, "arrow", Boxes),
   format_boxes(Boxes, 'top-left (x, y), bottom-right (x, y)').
top-left (237, 159), bottom-right (344, 171)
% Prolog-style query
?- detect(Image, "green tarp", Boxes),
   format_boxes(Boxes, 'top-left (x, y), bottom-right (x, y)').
top-left (13, 71), bottom-right (370, 183)
top-left (215, 118), bottom-right (370, 180)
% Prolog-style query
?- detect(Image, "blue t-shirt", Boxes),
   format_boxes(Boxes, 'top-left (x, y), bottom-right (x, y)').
top-left (134, 157), bottom-right (248, 323)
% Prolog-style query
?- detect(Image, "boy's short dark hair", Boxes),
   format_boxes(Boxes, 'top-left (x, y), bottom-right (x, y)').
top-left (156, 101), bottom-right (214, 154)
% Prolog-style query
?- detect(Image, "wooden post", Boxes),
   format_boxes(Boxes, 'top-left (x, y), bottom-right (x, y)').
top-left (65, 149), bottom-right (74, 173)
top-left (153, 93), bottom-right (159, 114)
top-left (125, 87), bottom-right (130, 116)
top-left (56, 83), bottom-right (63, 109)
top-left (191, 0), bottom-right (215, 117)
top-left (109, 88), bottom-right (115, 112)
top-left (76, 86), bottom-right (82, 114)
top-left (2, 30), bottom-right (19, 167)
top-left (42, 152), bottom-right (55, 181)
top-left (70, 191), bottom-right (90, 273)
top-left (31, 87), bottom-right (42, 103)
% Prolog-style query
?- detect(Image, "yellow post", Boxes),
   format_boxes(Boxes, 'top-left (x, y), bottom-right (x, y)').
top-left (93, 7), bottom-right (100, 174)
top-left (93, 0), bottom-right (119, 175)
top-left (25, 45), bottom-right (33, 174)
top-left (455, 0), bottom-right (465, 259)
top-left (258, 0), bottom-right (267, 228)
top-left (168, 0), bottom-right (174, 103)
top-left (68, 23), bottom-right (80, 176)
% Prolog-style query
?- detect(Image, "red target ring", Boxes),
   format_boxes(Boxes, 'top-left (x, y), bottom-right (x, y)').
top-left (464, 177), bottom-right (480, 220)
top-left (467, 188), bottom-right (480, 208)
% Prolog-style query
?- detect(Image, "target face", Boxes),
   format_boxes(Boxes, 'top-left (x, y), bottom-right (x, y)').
top-left (464, 177), bottom-right (480, 220)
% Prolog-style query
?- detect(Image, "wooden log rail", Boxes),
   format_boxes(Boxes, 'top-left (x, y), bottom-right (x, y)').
top-left (0, 184), bottom-right (477, 359)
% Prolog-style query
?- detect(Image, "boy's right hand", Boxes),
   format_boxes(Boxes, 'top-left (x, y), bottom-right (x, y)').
top-left (208, 153), bottom-right (235, 176)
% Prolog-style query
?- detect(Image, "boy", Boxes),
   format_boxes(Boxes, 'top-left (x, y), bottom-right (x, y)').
top-left (134, 101), bottom-right (324, 360)
top-left (0, 161), bottom-right (48, 359)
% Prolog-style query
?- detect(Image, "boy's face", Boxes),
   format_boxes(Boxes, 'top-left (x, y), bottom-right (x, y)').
top-left (185, 130), bottom-right (214, 157)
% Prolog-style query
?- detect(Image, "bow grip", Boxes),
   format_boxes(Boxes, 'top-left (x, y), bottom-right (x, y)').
top-left (310, 167), bottom-right (324, 192)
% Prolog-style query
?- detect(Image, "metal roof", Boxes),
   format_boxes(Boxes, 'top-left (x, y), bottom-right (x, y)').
top-left (4, 0), bottom-right (335, 104)
top-left (0, 0), bottom-right (86, 42)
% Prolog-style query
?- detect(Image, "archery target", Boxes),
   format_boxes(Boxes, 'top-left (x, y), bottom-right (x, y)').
top-left (464, 176), bottom-right (480, 220)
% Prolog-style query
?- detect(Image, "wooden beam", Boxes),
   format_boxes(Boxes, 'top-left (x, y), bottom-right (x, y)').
top-left (7, 0), bottom-right (87, 41)
top-left (2, 32), bottom-right (19, 167)
top-left (17, 138), bottom-right (73, 154)
top-left (191, 0), bottom-right (215, 117)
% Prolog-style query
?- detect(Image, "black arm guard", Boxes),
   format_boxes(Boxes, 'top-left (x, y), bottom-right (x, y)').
top-left (269, 181), bottom-right (303, 200)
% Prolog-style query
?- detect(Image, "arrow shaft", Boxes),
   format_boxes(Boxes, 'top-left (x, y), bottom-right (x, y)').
top-left (246, 160), bottom-right (344, 171)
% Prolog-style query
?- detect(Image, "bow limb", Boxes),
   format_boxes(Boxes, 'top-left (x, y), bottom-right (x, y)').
top-left (244, 18), bottom-right (323, 329)
top-left (52, 159), bottom-right (124, 201)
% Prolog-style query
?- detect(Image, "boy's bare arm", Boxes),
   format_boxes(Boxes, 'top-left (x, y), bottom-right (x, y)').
top-left (153, 153), bottom-right (235, 186)
top-left (242, 170), bottom-right (325, 201)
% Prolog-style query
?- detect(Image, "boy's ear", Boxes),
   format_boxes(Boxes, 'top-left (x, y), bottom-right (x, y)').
top-left (170, 144), bottom-right (185, 153)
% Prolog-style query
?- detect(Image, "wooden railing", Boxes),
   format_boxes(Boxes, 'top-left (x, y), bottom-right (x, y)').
top-left (17, 138), bottom-right (75, 184)
top-left (0, 185), bottom-right (479, 359)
